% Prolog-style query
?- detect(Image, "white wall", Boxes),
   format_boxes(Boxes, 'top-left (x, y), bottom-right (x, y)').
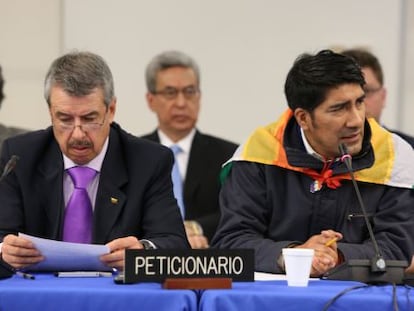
top-left (2, 0), bottom-right (413, 143)
top-left (401, 0), bottom-right (414, 130)
top-left (0, 0), bottom-right (61, 130)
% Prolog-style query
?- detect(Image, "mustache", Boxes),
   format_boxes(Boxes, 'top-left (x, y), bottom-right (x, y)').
top-left (68, 140), bottom-right (93, 148)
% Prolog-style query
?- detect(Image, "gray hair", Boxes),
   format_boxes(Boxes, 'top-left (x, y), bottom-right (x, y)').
top-left (44, 51), bottom-right (115, 107)
top-left (145, 50), bottom-right (200, 93)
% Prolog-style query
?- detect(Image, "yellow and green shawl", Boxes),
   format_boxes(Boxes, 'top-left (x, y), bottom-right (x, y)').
top-left (224, 109), bottom-right (414, 190)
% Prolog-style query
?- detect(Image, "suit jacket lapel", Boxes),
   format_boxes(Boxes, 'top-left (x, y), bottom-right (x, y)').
top-left (184, 130), bottom-right (204, 203)
top-left (144, 130), bottom-right (160, 143)
top-left (93, 128), bottom-right (128, 244)
top-left (37, 138), bottom-right (65, 239)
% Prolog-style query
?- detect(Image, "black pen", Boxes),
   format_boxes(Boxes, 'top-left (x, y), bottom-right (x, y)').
top-left (16, 271), bottom-right (35, 280)
top-left (1, 260), bottom-right (35, 279)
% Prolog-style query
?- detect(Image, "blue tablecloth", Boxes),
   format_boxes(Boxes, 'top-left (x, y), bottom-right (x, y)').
top-left (2, 274), bottom-right (413, 310)
top-left (0, 273), bottom-right (197, 311)
top-left (199, 279), bottom-right (414, 311)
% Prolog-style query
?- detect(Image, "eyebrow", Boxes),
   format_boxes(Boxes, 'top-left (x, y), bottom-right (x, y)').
top-left (329, 93), bottom-right (366, 110)
top-left (55, 111), bottom-right (99, 118)
top-left (357, 94), bottom-right (366, 102)
top-left (163, 84), bottom-right (197, 89)
top-left (329, 101), bottom-right (349, 110)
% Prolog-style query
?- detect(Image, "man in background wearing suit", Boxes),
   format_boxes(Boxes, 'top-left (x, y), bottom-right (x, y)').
top-left (142, 51), bottom-right (238, 249)
top-left (342, 48), bottom-right (414, 147)
top-left (0, 65), bottom-right (27, 154)
top-left (0, 51), bottom-right (189, 271)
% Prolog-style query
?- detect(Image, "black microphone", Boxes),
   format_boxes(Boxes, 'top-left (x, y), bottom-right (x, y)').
top-left (0, 155), bottom-right (19, 182)
top-left (323, 143), bottom-right (407, 284)
top-left (338, 143), bottom-right (386, 272)
top-left (0, 155), bottom-right (20, 279)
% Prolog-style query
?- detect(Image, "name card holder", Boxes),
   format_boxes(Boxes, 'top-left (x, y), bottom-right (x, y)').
top-left (163, 277), bottom-right (232, 289)
top-left (122, 249), bottom-right (254, 287)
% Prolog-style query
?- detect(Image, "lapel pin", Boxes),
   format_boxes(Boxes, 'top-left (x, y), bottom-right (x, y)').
top-left (110, 197), bottom-right (118, 204)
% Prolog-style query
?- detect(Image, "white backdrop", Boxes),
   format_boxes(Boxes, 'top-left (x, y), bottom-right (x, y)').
top-left (1, 0), bottom-right (409, 144)
top-left (62, 0), bottom-right (403, 143)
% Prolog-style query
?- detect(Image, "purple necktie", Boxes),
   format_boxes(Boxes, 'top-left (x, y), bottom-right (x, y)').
top-left (63, 166), bottom-right (97, 243)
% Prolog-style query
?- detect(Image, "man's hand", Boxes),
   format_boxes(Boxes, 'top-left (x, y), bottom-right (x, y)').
top-left (100, 236), bottom-right (144, 271)
top-left (296, 230), bottom-right (343, 277)
top-left (405, 255), bottom-right (414, 274)
top-left (1, 234), bottom-right (43, 269)
top-left (184, 221), bottom-right (209, 249)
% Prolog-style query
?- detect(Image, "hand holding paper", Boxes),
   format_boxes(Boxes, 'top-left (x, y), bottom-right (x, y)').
top-left (19, 233), bottom-right (111, 272)
top-left (1, 234), bottom-right (44, 270)
top-left (101, 236), bottom-right (144, 270)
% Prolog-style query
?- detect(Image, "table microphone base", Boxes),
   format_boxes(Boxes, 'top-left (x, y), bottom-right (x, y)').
top-left (322, 259), bottom-right (408, 284)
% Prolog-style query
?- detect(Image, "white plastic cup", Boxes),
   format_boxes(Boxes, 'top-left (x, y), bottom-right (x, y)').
top-left (282, 248), bottom-right (314, 287)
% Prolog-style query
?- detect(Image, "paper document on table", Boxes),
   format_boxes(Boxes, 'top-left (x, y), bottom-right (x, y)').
top-left (19, 233), bottom-right (111, 272)
top-left (254, 272), bottom-right (320, 281)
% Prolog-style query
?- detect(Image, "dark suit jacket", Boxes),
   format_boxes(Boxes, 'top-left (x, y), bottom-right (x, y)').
top-left (0, 123), bottom-right (189, 249)
top-left (142, 130), bottom-right (238, 241)
top-left (390, 129), bottom-right (414, 148)
top-left (0, 123), bottom-right (27, 155)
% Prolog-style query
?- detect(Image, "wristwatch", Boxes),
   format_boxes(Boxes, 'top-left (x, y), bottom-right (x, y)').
top-left (140, 239), bottom-right (156, 250)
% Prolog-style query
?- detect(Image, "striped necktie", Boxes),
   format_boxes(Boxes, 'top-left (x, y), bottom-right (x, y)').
top-left (170, 145), bottom-right (185, 218)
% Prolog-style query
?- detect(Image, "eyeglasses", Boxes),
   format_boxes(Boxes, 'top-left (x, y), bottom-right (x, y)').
top-left (54, 115), bottom-right (106, 132)
top-left (153, 86), bottom-right (200, 100)
top-left (364, 86), bottom-right (383, 97)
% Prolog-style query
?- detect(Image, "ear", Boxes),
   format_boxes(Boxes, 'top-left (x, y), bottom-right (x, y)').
top-left (146, 93), bottom-right (157, 112)
top-left (380, 87), bottom-right (387, 108)
top-left (108, 97), bottom-right (117, 123)
top-left (293, 108), bottom-right (310, 130)
top-left (48, 106), bottom-right (53, 121)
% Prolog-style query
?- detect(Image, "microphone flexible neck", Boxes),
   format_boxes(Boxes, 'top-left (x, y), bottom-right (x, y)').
top-left (338, 144), bottom-right (385, 271)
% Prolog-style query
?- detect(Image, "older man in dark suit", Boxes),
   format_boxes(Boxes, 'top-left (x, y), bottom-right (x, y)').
top-left (0, 51), bottom-right (189, 272)
top-left (142, 51), bottom-right (238, 249)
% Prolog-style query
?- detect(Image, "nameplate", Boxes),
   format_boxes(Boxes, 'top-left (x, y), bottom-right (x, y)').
top-left (124, 249), bottom-right (254, 283)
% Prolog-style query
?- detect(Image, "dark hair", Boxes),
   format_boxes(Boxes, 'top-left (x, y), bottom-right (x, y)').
top-left (44, 51), bottom-right (115, 107)
top-left (341, 48), bottom-right (384, 85)
top-left (284, 50), bottom-right (365, 112)
top-left (0, 65), bottom-right (4, 107)
top-left (145, 50), bottom-right (200, 93)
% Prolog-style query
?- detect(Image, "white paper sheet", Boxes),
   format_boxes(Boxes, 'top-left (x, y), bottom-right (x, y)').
top-left (19, 233), bottom-right (111, 272)
top-left (254, 272), bottom-right (320, 281)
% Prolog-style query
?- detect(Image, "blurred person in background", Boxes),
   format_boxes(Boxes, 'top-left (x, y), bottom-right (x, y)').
top-left (142, 50), bottom-right (238, 249)
top-left (342, 48), bottom-right (414, 147)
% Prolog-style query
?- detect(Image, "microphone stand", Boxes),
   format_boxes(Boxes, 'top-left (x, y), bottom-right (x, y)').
top-left (0, 155), bottom-right (20, 279)
top-left (0, 155), bottom-right (19, 182)
top-left (323, 144), bottom-right (407, 284)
